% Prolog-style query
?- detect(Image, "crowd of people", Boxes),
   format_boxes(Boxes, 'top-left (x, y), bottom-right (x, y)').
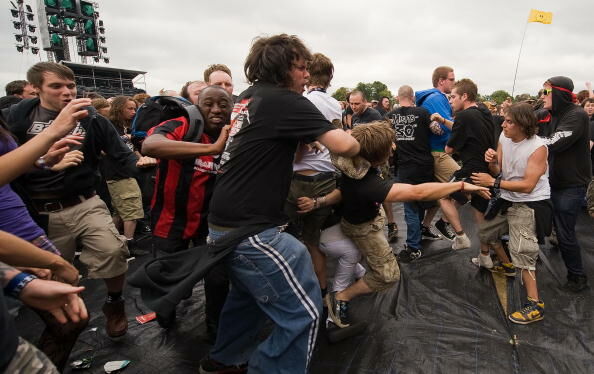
top-left (0, 33), bottom-right (592, 374)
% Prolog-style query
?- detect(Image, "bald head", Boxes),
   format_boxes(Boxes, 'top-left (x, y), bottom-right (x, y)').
top-left (397, 85), bottom-right (414, 107)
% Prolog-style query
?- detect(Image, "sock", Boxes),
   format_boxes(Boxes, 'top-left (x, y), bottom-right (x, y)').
top-left (456, 231), bottom-right (464, 235)
top-left (107, 291), bottom-right (123, 303)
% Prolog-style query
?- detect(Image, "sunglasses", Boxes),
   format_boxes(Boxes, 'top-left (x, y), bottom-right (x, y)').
top-left (542, 88), bottom-right (553, 96)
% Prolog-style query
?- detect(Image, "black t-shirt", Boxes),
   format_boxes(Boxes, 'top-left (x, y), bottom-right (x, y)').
top-left (447, 106), bottom-right (495, 179)
top-left (0, 292), bottom-right (19, 371)
top-left (386, 106), bottom-right (433, 171)
top-left (341, 168), bottom-right (392, 224)
top-left (352, 107), bottom-right (382, 127)
top-left (8, 99), bottom-right (138, 197)
top-left (100, 122), bottom-right (138, 181)
top-left (209, 83), bottom-right (333, 227)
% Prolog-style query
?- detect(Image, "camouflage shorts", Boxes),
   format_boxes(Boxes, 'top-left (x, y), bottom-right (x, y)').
top-left (4, 337), bottom-right (59, 374)
top-left (341, 212), bottom-right (400, 292)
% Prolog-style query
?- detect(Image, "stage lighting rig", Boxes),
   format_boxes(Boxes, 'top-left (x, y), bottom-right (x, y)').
top-left (9, 0), bottom-right (38, 55)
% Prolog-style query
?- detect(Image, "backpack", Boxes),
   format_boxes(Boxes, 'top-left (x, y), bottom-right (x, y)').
top-left (131, 96), bottom-right (204, 152)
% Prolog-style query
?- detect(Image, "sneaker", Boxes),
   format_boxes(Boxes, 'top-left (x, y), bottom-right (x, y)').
top-left (397, 246), bottom-right (422, 263)
top-left (421, 225), bottom-right (442, 240)
top-left (452, 233), bottom-right (471, 250)
top-left (102, 299), bottom-right (128, 338)
top-left (563, 273), bottom-right (589, 292)
top-left (489, 262), bottom-right (516, 277)
top-left (387, 223), bottom-right (398, 243)
top-left (326, 292), bottom-right (350, 328)
top-left (199, 356), bottom-right (247, 374)
top-left (508, 297), bottom-right (544, 325)
top-left (471, 253), bottom-right (494, 269)
top-left (434, 218), bottom-right (455, 241)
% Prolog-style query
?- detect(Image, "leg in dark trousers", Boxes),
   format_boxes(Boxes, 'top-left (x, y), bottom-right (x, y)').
top-left (33, 307), bottom-right (89, 372)
top-left (204, 262), bottom-right (230, 342)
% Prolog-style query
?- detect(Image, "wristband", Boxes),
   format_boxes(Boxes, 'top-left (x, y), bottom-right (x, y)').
top-left (34, 156), bottom-right (52, 170)
top-left (493, 175), bottom-right (502, 189)
top-left (3, 272), bottom-right (37, 298)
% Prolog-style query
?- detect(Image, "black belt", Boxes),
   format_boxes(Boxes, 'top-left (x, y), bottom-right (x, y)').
top-left (292, 172), bottom-right (336, 182)
top-left (32, 191), bottom-right (96, 213)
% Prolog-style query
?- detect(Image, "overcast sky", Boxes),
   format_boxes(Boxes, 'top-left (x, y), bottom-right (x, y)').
top-left (1, 0), bottom-right (593, 98)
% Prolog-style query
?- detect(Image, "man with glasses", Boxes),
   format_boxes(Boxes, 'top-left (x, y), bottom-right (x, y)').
top-left (539, 76), bottom-right (592, 292)
top-left (199, 34), bottom-right (359, 374)
top-left (416, 66), bottom-right (469, 248)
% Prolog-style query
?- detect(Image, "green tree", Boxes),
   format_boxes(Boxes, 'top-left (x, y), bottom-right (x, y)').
top-left (354, 81), bottom-right (393, 102)
top-left (490, 90), bottom-right (512, 105)
top-left (331, 86), bottom-right (350, 102)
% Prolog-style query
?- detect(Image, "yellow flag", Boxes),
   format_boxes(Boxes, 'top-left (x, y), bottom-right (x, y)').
top-left (528, 9), bottom-right (553, 24)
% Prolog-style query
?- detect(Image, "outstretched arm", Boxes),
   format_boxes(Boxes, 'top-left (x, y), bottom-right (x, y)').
top-left (385, 181), bottom-right (489, 203)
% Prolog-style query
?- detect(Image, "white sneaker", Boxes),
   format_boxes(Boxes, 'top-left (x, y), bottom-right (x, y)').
top-left (452, 233), bottom-right (471, 250)
top-left (471, 254), bottom-right (493, 269)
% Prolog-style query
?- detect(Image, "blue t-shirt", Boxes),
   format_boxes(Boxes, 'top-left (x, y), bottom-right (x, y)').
top-left (0, 136), bottom-right (45, 241)
top-left (415, 88), bottom-right (453, 152)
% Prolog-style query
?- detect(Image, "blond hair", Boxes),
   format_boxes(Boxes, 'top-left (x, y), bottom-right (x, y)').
top-left (351, 121), bottom-right (394, 164)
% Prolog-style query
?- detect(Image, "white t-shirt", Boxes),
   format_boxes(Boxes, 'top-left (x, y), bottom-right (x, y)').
top-left (500, 133), bottom-right (550, 202)
top-left (293, 90), bottom-right (342, 173)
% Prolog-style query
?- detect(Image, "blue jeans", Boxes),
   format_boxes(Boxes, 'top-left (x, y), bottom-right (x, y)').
top-left (551, 186), bottom-right (587, 276)
top-left (208, 227), bottom-right (322, 374)
top-left (404, 202), bottom-right (425, 250)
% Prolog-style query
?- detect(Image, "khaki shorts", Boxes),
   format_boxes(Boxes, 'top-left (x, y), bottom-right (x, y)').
top-left (478, 203), bottom-right (539, 270)
top-left (431, 151), bottom-right (460, 183)
top-left (341, 212), bottom-right (400, 292)
top-left (106, 178), bottom-right (144, 221)
top-left (45, 195), bottom-right (129, 279)
top-left (285, 175), bottom-right (336, 246)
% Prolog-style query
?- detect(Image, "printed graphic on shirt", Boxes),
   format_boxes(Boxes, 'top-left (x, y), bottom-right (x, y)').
top-left (389, 113), bottom-right (419, 141)
top-left (27, 120), bottom-right (86, 137)
top-left (220, 98), bottom-right (250, 168)
top-left (194, 158), bottom-right (217, 174)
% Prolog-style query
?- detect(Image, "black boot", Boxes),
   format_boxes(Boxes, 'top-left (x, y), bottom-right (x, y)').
top-left (564, 272), bottom-right (589, 292)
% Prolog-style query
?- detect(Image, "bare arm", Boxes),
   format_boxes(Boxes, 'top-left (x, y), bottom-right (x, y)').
top-left (1, 99), bottom-right (90, 186)
top-left (317, 129), bottom-right (359, 157)
top-left (444, 145), bottom-right (455, 154)
top-left (385, 181), bottom-right (488, 203)
top-left (0, 231), bottom-right (79, 285)
top-left (430, 113), bottom-right (454, 130)
top-left (485, 143), bottom-right (502, 176)
top-left (142, 125), bottom-right (230, 159)
top-left (296, 188), bottom-right (342, 214)
top-left (472, 145), bottom-right (547, 193)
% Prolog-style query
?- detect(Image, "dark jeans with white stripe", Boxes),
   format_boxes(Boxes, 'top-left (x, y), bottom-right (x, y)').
top-left (208, 226), bottom-right (322, 374)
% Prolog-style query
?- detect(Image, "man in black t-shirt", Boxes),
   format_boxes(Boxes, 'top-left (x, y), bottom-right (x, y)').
top-left (444, 79), bottom-right (496, 254)
top-left (349, 90), bottom-right (382, 127)
top-left (386, 85), bottom-right (440, 261)
top-left (200, 35), bottom-right (359, 374)
top-left (7, 63), bottom-right (135, 340)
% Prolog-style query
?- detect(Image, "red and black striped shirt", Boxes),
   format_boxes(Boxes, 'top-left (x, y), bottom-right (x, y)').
top-left (148, 116), bottom-right (217, 240)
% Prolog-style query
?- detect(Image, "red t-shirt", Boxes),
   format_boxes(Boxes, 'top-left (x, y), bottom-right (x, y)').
top-left (148, 116), bottom-right (217, 240)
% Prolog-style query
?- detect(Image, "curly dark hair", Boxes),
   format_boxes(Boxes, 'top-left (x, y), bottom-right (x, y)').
top-left (244, 34), bottom-right (312, 88)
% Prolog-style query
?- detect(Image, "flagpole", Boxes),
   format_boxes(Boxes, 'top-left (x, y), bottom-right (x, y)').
top-left (511, 21), bottom-right (529, 98)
